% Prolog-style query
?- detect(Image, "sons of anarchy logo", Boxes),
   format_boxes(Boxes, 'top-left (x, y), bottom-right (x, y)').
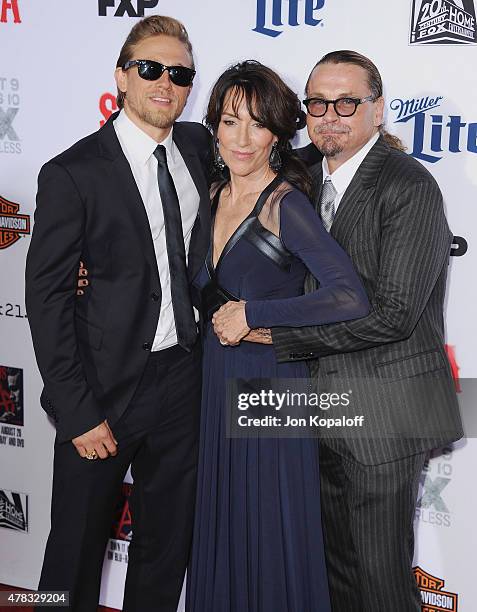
top-left (99, 92), bottom-right (118, 127)
top-left (107, 481), bottom-right (132, 564)
top-left (413, 567), bottom-right (458, 611)
top-left (0, 0), bottom-right (21, 23)
top-left (410, 0), bottom-right (477, 44)
top-left (0, 489), bottom-right (28, 532)
top-left (0, 194), bottom-right (30, 249)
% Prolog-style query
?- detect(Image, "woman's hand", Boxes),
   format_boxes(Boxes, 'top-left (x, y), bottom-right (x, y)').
top-left (212, 301), bottom-right (250, 346)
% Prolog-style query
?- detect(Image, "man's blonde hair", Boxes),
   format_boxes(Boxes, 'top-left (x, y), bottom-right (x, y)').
top-left (115, 15), bottom-right (194, 108)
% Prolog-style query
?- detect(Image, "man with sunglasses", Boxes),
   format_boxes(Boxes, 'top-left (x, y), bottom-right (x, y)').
top-left (216, 50), bottom-right (462, 611)
top-left (26, 15), bottom-right (211, 612)
top-left (285, 51), bottom-right (462, 611)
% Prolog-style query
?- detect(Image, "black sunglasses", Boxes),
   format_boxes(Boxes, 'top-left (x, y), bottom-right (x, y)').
top-left (303, 95), bottom-right (375, 118)
top-left (122, 59), bottom-right (196, 87)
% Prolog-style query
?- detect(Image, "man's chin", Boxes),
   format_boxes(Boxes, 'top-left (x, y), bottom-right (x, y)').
top-left (141, 110), bottom-right (178, 130)
top-left (312, 136), bottom-right (344, 158)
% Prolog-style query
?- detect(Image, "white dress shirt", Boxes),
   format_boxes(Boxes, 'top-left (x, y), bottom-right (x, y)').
top-left (114, 110), bottom-right (200, 351)
top-left (322, 132), bottom-right (380, 213)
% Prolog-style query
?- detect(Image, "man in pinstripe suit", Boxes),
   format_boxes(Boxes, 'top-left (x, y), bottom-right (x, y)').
top-left (268, 51), bottom-right (462, 611)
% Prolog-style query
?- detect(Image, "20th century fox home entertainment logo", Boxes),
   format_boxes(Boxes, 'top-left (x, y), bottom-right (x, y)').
top-left (410, 0), bottom-right (476, 44)
top-left (0, 490), bottom-right (28, 532)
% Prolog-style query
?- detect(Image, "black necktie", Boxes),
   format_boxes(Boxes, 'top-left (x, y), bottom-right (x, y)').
top-left (153, 144), bottom-right (197, 351)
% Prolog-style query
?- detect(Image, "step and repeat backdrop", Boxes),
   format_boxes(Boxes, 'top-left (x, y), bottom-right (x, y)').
top-left (1, 1), bottom-right (476, 610)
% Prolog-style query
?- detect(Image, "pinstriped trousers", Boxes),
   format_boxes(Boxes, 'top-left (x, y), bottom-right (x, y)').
top-left (319, 443), bottom-right (428, 612)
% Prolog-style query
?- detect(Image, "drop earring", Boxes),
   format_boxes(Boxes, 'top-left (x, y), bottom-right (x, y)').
top-left (214, 139), bottom-right (226, 171)
top-left (269, 142), bottom-right (282, 172)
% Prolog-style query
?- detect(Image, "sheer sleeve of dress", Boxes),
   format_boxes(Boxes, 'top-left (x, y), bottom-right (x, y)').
top-left (246, 188), bottom-right (370, 328)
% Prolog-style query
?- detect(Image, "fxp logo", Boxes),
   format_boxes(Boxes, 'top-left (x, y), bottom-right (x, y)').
top-left (390, 95), bottom-right (477, 163)
top-left (253, 0), bottom-right (325, 37)
top-left (98, 0), bottom-right (158, 17)
top-left (410, 0), bottom-right (476, 44)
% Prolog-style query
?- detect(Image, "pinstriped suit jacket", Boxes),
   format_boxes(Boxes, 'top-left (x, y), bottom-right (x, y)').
top-left (274, 136), bottom-right (463, 465)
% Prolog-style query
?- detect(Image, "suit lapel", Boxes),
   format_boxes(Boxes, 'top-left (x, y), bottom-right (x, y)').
top-left (98, 113), bottom-right (159, 284)
top-left (330, 175), bottom-right (373, 248)
top-left (330, 137), bottom-right (390, 248)
top-left (172, 124), bottom-right (211, 281)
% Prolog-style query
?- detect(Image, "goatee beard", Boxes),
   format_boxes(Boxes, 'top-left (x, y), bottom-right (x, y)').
top-left (316, 135), bottom-right (344, 158)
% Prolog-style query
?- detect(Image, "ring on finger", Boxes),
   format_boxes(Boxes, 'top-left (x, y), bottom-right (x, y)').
top-left (85, 449), bottom-right (98, 460)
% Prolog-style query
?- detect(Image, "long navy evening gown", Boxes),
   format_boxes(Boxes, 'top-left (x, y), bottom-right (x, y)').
top-left (186, 178), bottom-right (369, 612)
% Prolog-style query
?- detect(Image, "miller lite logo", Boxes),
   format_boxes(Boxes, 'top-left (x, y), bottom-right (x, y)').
top-left (390, 95), bottom-right (477, 163)
top-left (410, 0), bottom-right (477, 44)
top-left (253, 0), bottom-right (325, 37)
top-left (0, 194), bottom-right (30, 249)
top-left (413, 567), bottom-right (458, 611)
top-left (0, 490), bottom-right (28, 532)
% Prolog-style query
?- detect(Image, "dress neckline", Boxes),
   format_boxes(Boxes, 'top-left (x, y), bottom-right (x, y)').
top-left (208, 175), bottom-right (283, 273)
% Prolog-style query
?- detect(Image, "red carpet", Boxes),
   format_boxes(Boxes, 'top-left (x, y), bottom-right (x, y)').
top-left (0, 584), bottom-right (119, 611)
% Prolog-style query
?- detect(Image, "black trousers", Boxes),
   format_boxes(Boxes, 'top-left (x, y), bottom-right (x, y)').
top-left (319, 442), bottom-right (428, 612)
top-left (37, 343), bottom-right (201, 612)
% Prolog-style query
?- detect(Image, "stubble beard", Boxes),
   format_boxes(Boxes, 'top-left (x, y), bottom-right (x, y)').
top-left (127, 95), bottom-right (181, 131)
top-left (139, 104), bottom-right (178, 130)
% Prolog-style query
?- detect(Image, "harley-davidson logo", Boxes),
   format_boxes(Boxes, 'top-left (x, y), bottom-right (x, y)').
top-left (413, 566), bottom-right (458, 611)
top-left (0, 194), bottom-right (30, 249)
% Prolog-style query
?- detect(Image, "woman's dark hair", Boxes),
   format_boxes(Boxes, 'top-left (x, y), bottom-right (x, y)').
top-left (206, 60), bottom-right (313, 199)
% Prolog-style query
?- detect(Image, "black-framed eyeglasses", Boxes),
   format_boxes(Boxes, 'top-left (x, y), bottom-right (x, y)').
top-left (122, 59), bottom-right (196, 87)
top-left (302, 95), bottom-right (375, 118)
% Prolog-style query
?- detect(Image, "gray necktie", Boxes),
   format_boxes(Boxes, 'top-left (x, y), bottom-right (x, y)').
top-left (320, 177), bottom-right (337, 232)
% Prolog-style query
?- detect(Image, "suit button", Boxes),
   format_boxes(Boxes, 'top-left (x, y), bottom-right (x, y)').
top-left (142, 342), bottom-right (151, 351)
top-left (151, 292), bottom-right (160, 302)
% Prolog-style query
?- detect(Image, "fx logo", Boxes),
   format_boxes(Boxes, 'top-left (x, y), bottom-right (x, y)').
top-left (0, 107), bottom-right (19, 141)
top-left (253, 0), bottom-right (325, 37)
top-left (98, 0), bottom-right (159, 17)
top-left (417, 475), bottom-right (450, 513)
top-left (0, 0), bottom-right (21, 23)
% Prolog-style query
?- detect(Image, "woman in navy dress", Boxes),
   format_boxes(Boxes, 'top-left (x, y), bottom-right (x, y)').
top-left (186, 61), bottom-right (370, 612)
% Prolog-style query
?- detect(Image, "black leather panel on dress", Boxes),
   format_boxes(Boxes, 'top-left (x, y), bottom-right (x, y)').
top-left (243, 220), bottom-right (292, 272)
